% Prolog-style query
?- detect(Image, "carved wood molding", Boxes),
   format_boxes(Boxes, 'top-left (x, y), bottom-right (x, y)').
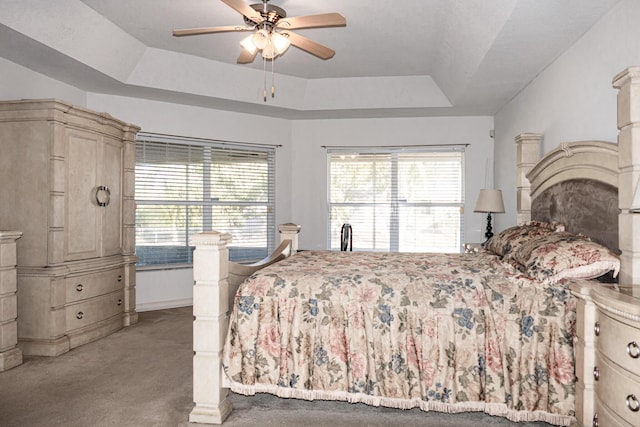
top-left (526, 140), bottom-right (618, 200)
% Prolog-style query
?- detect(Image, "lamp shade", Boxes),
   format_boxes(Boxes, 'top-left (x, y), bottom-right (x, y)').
top-left (271, 32), bottom-right (291, 55)
top-left (240, 35), bottom-right (258, 54)
top-left (474, 189), bottom-right (505, 213)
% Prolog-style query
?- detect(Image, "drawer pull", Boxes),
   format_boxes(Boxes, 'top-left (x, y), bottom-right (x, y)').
top-left (594, 321), bottom-right (600, 336)
top-left (627, 394), bottom-right (640, 412)
top-left (117, 275), bottom-right (122, 282)
top-left (76, 283), bottom-right (83, 292)
top-left (117, 299), bottom-right (123, 306)
top-left (627, 341), bottom-right (640, 359)
top-left (76, 311), bottom-right (84, 320)
top-left (593, 367), bottom-right (600, 381)
top-left (592, 413), bottom-right (598, 427)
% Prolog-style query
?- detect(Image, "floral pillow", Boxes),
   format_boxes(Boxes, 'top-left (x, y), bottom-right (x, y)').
top-left (485, 221), bottom-right (565, 259)
top-left (512, 231), bottom-right (620, 282)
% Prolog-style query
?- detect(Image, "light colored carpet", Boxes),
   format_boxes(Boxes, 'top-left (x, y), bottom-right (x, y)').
top-left (0, 307), bottom-right (555, 427)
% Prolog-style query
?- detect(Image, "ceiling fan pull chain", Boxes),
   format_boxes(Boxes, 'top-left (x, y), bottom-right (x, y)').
top-left (263, 56), bottom-right (267, 102)
top-left (271, 56), bottom-right (275, 98)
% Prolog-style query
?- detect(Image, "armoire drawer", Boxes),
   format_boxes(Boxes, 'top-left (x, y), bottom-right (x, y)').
top-left (593, 352), bottom-right (640, 426)
top-left (596, 312), bottom-right (640, 374)
top-left (65, 267), bottom-right (124, 303)
top-left (65, 291), bottom-right (124, 332)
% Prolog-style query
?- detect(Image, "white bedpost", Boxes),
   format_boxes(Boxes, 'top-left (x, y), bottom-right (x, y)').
top-left (189, 231), bottom-right (232, 424)
top-left (515, 133), bottom-right (542, 224)
top-left (613, 66), bottom-right (640, 287)
top-left (278, 223), bottom-right (301, 252)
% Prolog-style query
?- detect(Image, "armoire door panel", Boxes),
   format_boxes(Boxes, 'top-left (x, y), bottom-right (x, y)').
top-left (101, 137), bottom-right (123, 256)
top-left (65, 130), bottom-right (100, 261)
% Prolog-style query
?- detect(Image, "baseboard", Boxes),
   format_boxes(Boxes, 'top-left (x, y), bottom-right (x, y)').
top-left (136, 298), bottom-right (193, 312)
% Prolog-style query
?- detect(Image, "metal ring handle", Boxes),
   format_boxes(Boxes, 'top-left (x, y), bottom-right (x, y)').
top-left (95, 186), bottom-right (111, 207)
top-left (626, 394), bottom-right (640, 412)
top-left (117, 299), bottom-right (123, 306)
top-left (594, 321), bottom-right (600, 336)
top-left (592, 413), bottom-right (598, 427)
top-left (76, 311), bottom-right (84, 320)
top-left (593, 367), bottom-right (600, 381)
top-left (76, 283), bottom-right (83, 292)
top-left (627, 341), bottom-right (640, 359)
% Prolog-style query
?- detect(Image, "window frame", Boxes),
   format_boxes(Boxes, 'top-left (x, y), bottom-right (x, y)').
top-left (134, 133), bottom-right (277, 270)
top-left (326, 145), bottom-right (466, 253)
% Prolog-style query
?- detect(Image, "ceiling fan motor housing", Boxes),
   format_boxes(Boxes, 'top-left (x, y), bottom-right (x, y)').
top-left (244, 2), bottom-right (287, 27)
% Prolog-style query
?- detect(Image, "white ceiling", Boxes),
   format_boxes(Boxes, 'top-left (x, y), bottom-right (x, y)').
top-left (0, 0), bottom-right (622, 119)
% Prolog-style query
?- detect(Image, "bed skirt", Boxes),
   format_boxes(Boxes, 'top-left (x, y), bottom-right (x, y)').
top-left (225, 379), bottom-right (574, 426)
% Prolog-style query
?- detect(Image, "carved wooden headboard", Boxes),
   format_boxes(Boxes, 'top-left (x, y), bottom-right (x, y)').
top-left (517, 138), bottom-right (619, 254)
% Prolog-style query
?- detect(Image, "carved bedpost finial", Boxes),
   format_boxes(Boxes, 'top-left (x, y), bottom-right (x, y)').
top-left (278, 223), bottom-right (301, 253)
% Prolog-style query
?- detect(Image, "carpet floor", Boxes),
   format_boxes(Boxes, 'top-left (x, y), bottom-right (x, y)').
top-left (0, 307), bottom-right (557, 426)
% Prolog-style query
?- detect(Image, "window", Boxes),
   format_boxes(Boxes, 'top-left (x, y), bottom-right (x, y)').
top-left (327, 147), bottom-right (464, 253)
top-left (135, 133), bottom-right (276, 268)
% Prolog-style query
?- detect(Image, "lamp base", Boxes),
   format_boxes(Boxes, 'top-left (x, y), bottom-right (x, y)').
top-left (483, 212), bottom-right (494, 245)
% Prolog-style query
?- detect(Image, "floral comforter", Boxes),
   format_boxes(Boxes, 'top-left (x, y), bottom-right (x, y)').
top-left (222, 250), bottom-right (576, 426)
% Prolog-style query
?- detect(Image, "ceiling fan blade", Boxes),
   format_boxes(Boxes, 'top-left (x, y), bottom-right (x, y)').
top-left (276, 13), bottom-right (346, 30)
top-left (237, 48), bottom-right (258, 64)
top-left (173, 25), bottom-right (253, 37)
top-left (220, 0), bottom-right (264, 24)
top-left (281, 30), bottom-right (335, 60)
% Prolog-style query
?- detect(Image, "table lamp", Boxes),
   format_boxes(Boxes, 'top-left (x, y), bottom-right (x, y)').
top-left (474, 189), bottom-right (505, 243)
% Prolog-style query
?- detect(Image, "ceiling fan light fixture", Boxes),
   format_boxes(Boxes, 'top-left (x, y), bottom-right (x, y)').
top-left (261, 42), bottom-right (278, 60)
top-left (252, 28), bottom-right (270, 49)
top-left (239, 34), bottom-right (258, 54)
top-left (271, 32), bottom-right (290, 55)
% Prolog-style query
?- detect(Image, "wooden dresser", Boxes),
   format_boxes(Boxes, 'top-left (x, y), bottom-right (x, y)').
top-left (0, 230), bottom-right (22, 370)
top-left (0, 99), bottom-right (140, 356)
top-left (571, 281), bottom-right (640, 427)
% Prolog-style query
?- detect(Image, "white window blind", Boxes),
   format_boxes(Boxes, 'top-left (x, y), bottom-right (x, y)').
top-left (327, 147), bottom-right (464, 253)
top-left (135, 134), bottom-right (276, 267)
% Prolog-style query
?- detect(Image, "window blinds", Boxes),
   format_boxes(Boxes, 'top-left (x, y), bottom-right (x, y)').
top-left (135, 134), bottom-right (276, 267)
top-left (327, 147), bottom-right (465, 253)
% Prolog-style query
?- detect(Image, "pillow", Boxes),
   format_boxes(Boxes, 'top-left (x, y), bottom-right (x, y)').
top-left (513, 231), bottom-right (620, 282)
top-left (485, 221), bottom-right (565, 259)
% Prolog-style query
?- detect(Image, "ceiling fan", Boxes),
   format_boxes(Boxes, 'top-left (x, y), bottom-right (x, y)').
top-left (173, 0), bottom-right (347, 64)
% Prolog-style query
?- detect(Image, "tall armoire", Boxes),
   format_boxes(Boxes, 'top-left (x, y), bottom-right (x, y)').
top-left (0, 99), bottom-right (140, 356)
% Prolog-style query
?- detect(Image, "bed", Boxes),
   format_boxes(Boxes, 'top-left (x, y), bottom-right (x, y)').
top-left (188, 66), bottom-right (640, 426)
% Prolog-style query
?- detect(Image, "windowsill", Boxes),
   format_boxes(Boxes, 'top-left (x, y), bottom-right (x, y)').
top-left (136, 264), bottom-right (193, 272)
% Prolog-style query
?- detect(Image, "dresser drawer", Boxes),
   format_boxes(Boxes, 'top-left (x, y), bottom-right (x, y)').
top-left (65, 291), bottom-right (124, 332)
top-left (596, 312), bottom-right (640, 374)
top-left (594, 353), bottom-right (640, 426)
top-left (66, 267), bottom-right (124, 303)
top-left (594, 394), bottom-right (632, 427)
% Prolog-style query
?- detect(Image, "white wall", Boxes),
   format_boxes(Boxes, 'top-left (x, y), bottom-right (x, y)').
top-left (289, 116), bottom-right (495, 250)
top-left (493, 0), bottom-right (640, 231)
top-left (0, 58), bottom-right (87, 105)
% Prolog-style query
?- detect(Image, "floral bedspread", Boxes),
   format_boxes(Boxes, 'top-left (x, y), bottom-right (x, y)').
top-left (222, 250), bottom-right (576, 426)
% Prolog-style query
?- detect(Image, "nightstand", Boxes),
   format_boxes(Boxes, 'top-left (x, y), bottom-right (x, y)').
top-left (570, 282), bottom-right (640, 427)
top-left (463, 243), bottom-right (482, 253)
